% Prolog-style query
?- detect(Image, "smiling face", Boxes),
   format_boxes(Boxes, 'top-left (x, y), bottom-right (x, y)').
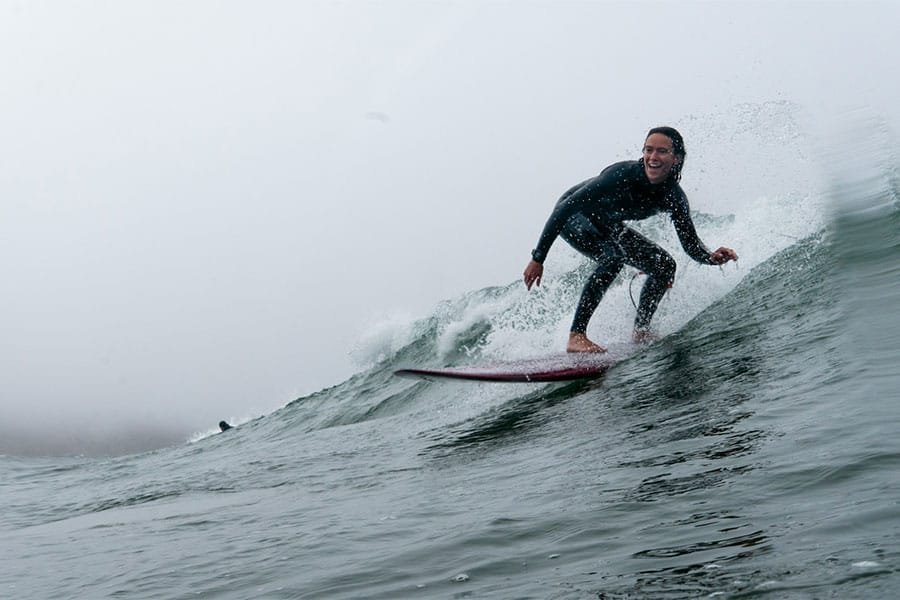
top-left (642, 133), bottom-right (682, 184)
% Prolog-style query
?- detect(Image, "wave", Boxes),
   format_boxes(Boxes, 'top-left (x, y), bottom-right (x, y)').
top-left (266, 106), bottom-right (900, 452)
top-left (274, 165), bottom-right (898, 448)
top-left (270, 223), bottom-right (832, 437)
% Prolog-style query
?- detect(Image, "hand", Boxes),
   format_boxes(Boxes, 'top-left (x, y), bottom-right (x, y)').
top-left (709, 246), bottom-right (738, 265)
top-left (523, 260), bottom-right (543, 290)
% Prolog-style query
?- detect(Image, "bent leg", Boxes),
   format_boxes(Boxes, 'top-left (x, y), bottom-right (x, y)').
top-left (618, 228), bottom-right (677, 331)
top-left (560, 215), bottom-right (625, 335)
top-left (570, 258), bottom-right (624, 333)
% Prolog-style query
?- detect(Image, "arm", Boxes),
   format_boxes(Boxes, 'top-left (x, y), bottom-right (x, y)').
top-left (670, 189), bottom-right (738, 265)
top-left (523, 163), bottom-right (634, 289)
top-left (529, 180), bottom-right (595, 264)
top-left (523, 181), bottom-right (594, 289)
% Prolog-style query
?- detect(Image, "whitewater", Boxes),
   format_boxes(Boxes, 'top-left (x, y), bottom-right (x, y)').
top-left (3, 104), bottom-right (899, 599)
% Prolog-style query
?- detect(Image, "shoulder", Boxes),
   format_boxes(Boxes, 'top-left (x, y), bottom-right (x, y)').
top-left (562, 161), bottom-right (643, 203)
top-left (599, 160), bottom-right (642, 181)
top-left (584, 160), bottom-right (642, 193)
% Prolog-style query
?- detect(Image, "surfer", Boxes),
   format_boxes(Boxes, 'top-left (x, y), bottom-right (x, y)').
top-left (219, 420), bottom-right (233, 432)
top-left (523, 126), bottom-right (738, 353)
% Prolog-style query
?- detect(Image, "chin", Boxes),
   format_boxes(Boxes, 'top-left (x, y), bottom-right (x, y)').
top-left (646, 167), bottom-right (672, 183)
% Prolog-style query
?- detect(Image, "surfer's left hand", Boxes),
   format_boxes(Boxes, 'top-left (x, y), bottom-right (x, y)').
top-left (709, 247), bottom-right (738, 265)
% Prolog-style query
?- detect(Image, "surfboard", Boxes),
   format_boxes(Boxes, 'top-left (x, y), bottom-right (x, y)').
top-left (394, 354), bottom-right (614, 383)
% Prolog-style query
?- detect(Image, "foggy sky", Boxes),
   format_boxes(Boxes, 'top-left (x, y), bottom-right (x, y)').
top-left (2, 1), bottom-right (898, 455)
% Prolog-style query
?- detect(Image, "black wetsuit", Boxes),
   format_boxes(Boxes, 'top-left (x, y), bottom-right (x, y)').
top-left (530, 160), bottom-right (716, 334)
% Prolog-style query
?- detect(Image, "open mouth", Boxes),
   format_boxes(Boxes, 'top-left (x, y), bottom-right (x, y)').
top-left (645, 162), bottom-right (667, 181)
top-left (646, 164), bottom-right (663, 176)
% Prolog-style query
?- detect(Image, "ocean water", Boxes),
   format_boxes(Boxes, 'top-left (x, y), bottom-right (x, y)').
top-left (3, 123), bottom-right (900, 598)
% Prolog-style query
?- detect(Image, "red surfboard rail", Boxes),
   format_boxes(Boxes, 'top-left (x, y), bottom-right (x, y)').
top-left (394, 355), bottom-right (614, 383)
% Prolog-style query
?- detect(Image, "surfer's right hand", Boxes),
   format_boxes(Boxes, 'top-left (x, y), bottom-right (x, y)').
top-left (524, 260), bottom-right (543, 290)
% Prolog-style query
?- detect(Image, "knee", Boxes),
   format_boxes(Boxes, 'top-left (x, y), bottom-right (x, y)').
top-left (655, 254), bottom-right (676, 285)
top-left (589, 258), bottom-right (624, 286)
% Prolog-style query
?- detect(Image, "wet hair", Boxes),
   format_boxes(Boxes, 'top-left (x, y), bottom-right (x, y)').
top-left (642, 126), bottom-right (686, 182)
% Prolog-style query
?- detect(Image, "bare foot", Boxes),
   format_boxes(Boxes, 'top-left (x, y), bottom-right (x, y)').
top-left (632, 329), bottom-right (660, 344)
top-left (567, 333), bottom-right (607, 353)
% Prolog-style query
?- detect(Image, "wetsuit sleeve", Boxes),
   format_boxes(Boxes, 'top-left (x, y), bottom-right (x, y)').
top-left (530, 179), bottom-right (600, 263)
top-left (670, 188), bottom-right (716, 265)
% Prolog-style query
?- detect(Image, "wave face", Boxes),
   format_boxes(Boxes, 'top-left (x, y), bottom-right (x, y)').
top-left (3, 113), bottom-right (900, 598)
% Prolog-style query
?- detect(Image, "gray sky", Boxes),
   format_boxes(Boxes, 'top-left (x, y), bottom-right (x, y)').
top-left (2, 1), bottom-right (898, 454)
